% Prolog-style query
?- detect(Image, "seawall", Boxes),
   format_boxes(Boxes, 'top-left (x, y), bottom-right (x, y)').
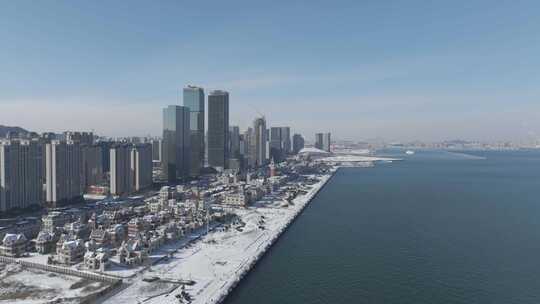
top-left (212, 169), bottom-right (337, 304)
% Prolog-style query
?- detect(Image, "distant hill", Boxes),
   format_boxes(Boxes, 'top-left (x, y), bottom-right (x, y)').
top-left (0, 125), bottom-right (30, 138)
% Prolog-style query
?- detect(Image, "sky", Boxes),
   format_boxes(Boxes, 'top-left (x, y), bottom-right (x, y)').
top-left (1, 0), bottom-right (540, 142)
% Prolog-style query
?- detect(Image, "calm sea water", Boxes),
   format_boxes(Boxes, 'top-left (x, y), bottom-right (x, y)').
top-left (225, 150), bottom-right (540, 304)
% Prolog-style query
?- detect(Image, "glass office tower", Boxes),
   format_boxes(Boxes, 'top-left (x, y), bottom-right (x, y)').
top-left (183, 86), bottom-right (205, 176)
top-left (207, 90), bottom-right (229, 170)
top-left (162, 105), bottom-right (190, 182)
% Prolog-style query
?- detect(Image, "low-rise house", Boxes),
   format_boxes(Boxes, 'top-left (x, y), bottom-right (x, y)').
top-left (118, 239), bottom-right (148, 266)
top-left (127, 218), bottom-right (147, 239)
top-left (89, 228), bottom-right (110, 247)
top-left (35, 230), bottom-right (59, 254)
top-left (84, 248), bottom-right (110, 271)
top-left (64, 221), bottom-right (90, 239)
top-left (42, 212), bottom-right (70, 233)
top-left (56, 239), bottom-right (85, 265)
top-left (107, 224), bottom-right (126, 247)
top-left (0, 233), bottom-right (28, 257)
top-left (223, 191), bottom-right (249, 206)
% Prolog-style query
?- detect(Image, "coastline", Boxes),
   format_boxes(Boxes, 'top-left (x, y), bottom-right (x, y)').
top-left (213, 169), bottom-right (337, 304)
top-left (103, 169), bottom-right (337, 304)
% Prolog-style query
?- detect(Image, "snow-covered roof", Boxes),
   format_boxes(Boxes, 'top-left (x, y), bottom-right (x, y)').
top-left (2, 233), bottom-right (27, 245)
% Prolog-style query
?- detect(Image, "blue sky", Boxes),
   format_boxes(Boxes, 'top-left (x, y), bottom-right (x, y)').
top-left (1, 1), bottom-right (539, 142)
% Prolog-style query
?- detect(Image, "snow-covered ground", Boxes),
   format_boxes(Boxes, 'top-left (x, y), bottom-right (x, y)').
top-left (101, 172), bottom-right (334, 304)
top-left (321, 155), bottom-right (401, 163)
top-left (0, 262), bottom-right (111, 304)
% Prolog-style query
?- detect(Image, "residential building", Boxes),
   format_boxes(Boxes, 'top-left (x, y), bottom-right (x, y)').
top-left (110, 144), bottom-right (132, 196)
top-left (0, 233), bottom-right (28, 257)
top-left (251, 117), bottom-right (267, 167)
top-left (45, 140), bottom-right (83, 206)
top-left (0, 139), bottom-right (43, 212)
top-left (131, 144), bottom-right (153, 192)
top-left (81, 144), bottom-right (103, 192)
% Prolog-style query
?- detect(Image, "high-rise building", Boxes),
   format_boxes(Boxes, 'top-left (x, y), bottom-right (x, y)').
top-left (130, 144), bottom-right (153, 192)
top-left (315, 133), bottom-right (324, 150)
top-left (151, 139), bottom-right (162, 163)
top-left (243, 128), bottom-right (254, 168)
top-left (251, 117), bottom-right (267, 167)
top-left (162, 105), bottom-right (191, 182)
top-left (323, 132), bottom-right (331, 152)
top-left (81, 144), bottom-right (103, 192)
top-left (97, 140), bottom-right (111, 173)
top-left (45, 140), bottom-right (83, 206)
top-left (207, 90), bottom-right (229, 170)
top-left (183, 86), bottom-right (205, 176)
top-left (229, 126), bottom-right (240, 157)
top-left (110, 144), bottom-right (132, 196)
top-left (281, 127), bottom-right (291, 155)
top-left (0, 139), bottom-right (43, 212)
top-left (269, 127), bottom-right (283, 162)
top-left (64, 131), bottom-right (94, 145)
top-left (292, 134), bottom-right (305, 154)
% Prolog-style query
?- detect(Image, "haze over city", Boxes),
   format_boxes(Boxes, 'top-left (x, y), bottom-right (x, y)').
top-left (1, 1), bottom-right (539, 142)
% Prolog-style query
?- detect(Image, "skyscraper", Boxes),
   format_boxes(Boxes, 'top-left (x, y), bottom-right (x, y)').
top-left (162, 105), bottom-right (191, 182)
top-left (45, 140), bottom-right (83, 206)
top-left (251, 117), bottom-right (267, 167)
top-left (292, 134), bottom-right (305, 154)
top-left (110, 144), bottom-right (132, 196)
top-left (81, 144), bottom-right (103, 192)
top-left (323, 132), bottom-right (331, 152)
top-left (183, 86), bottom-right (205, 176)
top-left (0, 139), bottom-right (43, 212)
top-left (269, 127), bottom-right (283, 162)
top-left (130, 144), bottom-right (153, 192)
top-left (229, 126), bottom-right (240, 158)
top-left (244, 127), bottom-right (254, 168)
top-left (281, 127), bottom-right (291, 155)
top-left (315, 133), bottom-right (324, 150)
top-left (207, 90), bottom-right (229, 170)
top-left (151, 139), bottom-right (162, 163)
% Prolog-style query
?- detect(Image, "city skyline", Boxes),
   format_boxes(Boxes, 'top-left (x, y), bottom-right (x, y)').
top-left (1, 1), bottom-right (540, 142)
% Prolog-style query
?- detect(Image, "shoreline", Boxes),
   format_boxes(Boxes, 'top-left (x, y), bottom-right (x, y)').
top-left (213, 169), bottom-right (337, 304)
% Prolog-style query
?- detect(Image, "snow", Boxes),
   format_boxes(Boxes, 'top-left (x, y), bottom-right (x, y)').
top-left (320, 155), bottom-right (402, 162)
top-left (0, 262), bottom-right (110, 304)
top-left (102, 172), bottom-right (334, 304)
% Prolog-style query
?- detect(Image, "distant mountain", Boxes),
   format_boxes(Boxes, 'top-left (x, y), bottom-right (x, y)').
top-left (0, 125), bottom-right (30, 138)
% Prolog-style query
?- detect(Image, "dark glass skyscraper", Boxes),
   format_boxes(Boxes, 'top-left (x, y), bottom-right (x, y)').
top-left (292, 133), bottom-right (305, 154)
top-left (281, 127), bottom-right (291, 154)
top-left (162, 105), bottom-right (190, 182)
top-left (269, 127), bottom-right (283, 161)
top-left (207, 90), bottom-right (229, 170)
top-left (183, 86), bottom-right (205, 176)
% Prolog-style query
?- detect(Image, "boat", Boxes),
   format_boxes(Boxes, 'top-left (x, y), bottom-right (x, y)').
top-left (405, 150), bottom-right (415, 155)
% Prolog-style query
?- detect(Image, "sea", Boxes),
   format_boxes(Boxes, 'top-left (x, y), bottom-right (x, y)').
top-left (224, 149), bottom-right (540, 304)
